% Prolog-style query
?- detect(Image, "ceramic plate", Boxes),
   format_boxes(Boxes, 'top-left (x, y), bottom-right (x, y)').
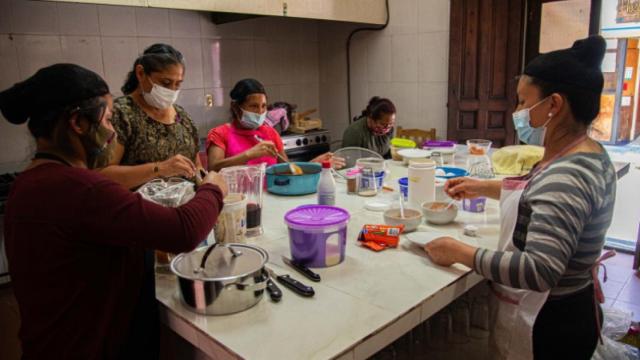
top-left (405, 231), bottom-right (456, 247)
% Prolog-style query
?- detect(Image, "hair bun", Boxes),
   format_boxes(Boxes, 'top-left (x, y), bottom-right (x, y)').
top-left (0, 81), bottom-right (31, 124)
top-left (571, 35), bottom-right (606, 69)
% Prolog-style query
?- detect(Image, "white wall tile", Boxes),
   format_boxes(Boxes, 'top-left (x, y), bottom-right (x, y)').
top-left (13, 35), bottom-right (62, 79)
top-left (198, 12), bottom-right (220, 39)
top-left (137, 37), bottom-right (171, 53)
top-left (418, 31), bottom-right (449, 82)
top-left (57, 3), bottom-right (100, 36)
top-left (391, 34), bottom-right (419, 82)
top-left (418, 82), bottom-right (448, 138)
top-left (388, 0), bottom-right (417, 35)
top-left (0, 35), bottom-right (20, 90)
top-left (318, 82), bottom-right (348, 141)
top-left (294, 40), bottom-right (319, 84)
top-left (367, 34), bottom-right (391, 82)
top-left (349, 34), bottom-right (369, 84)
top-left (349, 81), bottom-right (369, 121)
top-left (418, 0), bottom-right (450, 33)
top-left (178, 88), bottom-right (207, 135)
top-left (60, 36), bottom-right (104, 75)
top-left (254, 40), bottom-right (283, 86)
top-left (216, 18), bottom-right (256, 39)
top-left (201, 38), bottom-right (222, 88)
top-left (319, 38), bottom-right (346, 84)
top-left (10, 0), bottom-right (59, 35)
top-left (172, 37), bottom-right (203, 89)
top-left (169, 9), bottom-right (201, 38)
top-left (135, 7), bottom-right (170, 38)
top-left (218, 39), bottom-right (255, 88)
top-left (98, 5), bottom-right (136, 37)
top-left (0, 0), bottom-right (13, 33)
top-left (101, 37), bottom-right (138, 95)
top-left (0, 121), bottom-right (32, 165)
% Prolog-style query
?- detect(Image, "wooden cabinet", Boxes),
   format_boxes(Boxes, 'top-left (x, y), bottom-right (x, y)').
top-left (42, 0), bottom-right (386, 24)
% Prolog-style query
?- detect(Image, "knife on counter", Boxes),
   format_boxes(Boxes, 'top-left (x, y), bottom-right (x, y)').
top-left (282, 256), bottom-right (321, 282)
top-left (266, 267), bottom-right (315, 298)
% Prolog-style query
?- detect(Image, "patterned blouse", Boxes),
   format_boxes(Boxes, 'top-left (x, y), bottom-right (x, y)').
top-left (111, 96), bottom-right (200, 166)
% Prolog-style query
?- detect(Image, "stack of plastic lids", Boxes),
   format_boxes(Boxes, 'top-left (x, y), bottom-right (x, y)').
top-left (391, 138), bottom-right (416, 149)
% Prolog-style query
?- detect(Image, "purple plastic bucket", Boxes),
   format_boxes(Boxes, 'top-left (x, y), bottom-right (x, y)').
top-left (284, 205), bottom-right (350, 268)
top-left (463, 197), bottom-right (486, 213)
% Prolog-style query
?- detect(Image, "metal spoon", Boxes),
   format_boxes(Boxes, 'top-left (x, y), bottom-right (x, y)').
top-left (254, 135), bottom-right (303, 175)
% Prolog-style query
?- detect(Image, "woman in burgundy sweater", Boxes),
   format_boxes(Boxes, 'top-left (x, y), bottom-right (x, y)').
top-left (0, 64), bottom-right (227, 359)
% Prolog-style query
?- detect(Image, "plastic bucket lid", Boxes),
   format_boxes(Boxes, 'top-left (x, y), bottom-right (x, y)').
top-left (285, 205), bottom-right (350, 229)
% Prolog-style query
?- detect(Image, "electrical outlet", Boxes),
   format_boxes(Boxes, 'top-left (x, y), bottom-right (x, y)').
top-left (205, 94), bottom-right (214, 108)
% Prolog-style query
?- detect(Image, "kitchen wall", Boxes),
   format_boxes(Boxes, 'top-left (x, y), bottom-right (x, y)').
top-left (318, 0), bottom-right (450, 145)
top-left (0, 0), bottom-right (320, 170)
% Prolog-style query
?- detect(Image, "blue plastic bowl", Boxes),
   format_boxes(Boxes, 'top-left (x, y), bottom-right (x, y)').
top-left (435, 166), bottom-right (468, 179)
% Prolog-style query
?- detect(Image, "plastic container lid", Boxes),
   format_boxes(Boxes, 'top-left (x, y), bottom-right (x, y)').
top-left (398, 177), bottom-right (408, 186)
top-left (285, 205), bottom-right (350, 228)
top-left (423, 140), bottom-right (456, 148)
top-left (364, 200), bottom-right (391, 212)
top-left (391, 138), bottom-right (416, 148)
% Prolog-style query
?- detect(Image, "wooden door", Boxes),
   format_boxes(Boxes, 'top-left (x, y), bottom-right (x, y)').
top-left (447, 0), bottom-right (525, 147)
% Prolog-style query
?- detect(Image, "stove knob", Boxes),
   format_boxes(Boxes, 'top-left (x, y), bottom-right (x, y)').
top-left (296, 139), bottom-right (302, 146)
top-left (321, 135), bottom-right (327, 142)
top-left (302, 138), bottom-right (309, 145)
top-left (315, 136), bottom-right (321, 143)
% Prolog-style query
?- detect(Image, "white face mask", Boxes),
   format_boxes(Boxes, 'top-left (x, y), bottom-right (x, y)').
top-left (239, 110), bottom-right (266, 129)
top-left (142, 80), bottom-right (179, 109)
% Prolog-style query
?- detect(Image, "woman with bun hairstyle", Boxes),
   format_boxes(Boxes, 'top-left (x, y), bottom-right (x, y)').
top-left (207, 78), bottom-right (343, 171)
top-left (341, 96), bottom-right (396, 157)
top-left (0, 64), bottom-right (227, 359)
top-left (424, 36), bottom-right (615, 359)
top-left (100, 43), bottom-right (203, 190)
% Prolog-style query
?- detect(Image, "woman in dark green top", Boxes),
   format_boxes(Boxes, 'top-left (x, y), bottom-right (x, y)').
top-left (341, 96), bottom-right (396, 157)
top-left (101, 43), bottom-right (201, 190)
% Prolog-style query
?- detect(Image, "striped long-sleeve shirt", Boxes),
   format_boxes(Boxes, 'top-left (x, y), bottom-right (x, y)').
top-left (474, 152), bottom-right (616, 298)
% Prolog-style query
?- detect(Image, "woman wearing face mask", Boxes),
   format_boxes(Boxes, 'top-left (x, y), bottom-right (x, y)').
top-left (207, 78), bottom-right (343, 171)
top-left (0, 64), bottom-right (227, 359)
top-left (423, 36), bottom-right (615, 360)
top-left (100, 43), bottom-right (201, 189)
top-left (341, 97), bottom-right (396, 157)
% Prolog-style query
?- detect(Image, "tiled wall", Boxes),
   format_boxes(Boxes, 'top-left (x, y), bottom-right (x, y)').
top-left (318, 0), bottom-right (450, 144)
top-left (0, 0), bottom-right (320, 170)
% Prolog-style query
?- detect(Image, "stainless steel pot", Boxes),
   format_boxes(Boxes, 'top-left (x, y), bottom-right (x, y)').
top-left (171, 243), bottom-right (268, 315)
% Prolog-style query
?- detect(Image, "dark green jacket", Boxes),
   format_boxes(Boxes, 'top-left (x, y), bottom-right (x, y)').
top-left (341, 116), bottom-right (393, 157)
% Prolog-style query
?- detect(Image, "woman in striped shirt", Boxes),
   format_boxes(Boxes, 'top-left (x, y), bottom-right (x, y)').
top-left (424, 36), bottom-right (616, 360)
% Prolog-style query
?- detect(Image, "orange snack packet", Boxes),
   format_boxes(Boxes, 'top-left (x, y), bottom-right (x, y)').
top-left (357, 224), bottom-right (404, 250)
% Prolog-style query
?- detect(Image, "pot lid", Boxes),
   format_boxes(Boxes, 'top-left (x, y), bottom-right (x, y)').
top-left (171, 244), bottom-right (267, 280)
top-left (285, 205), bottom-right (350, 227)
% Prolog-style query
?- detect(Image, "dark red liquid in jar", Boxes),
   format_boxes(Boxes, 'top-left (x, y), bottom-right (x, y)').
top-left (246, 203), bottom-right (262, 228)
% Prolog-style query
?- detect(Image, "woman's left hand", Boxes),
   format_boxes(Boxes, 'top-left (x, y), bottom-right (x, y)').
top-left (424, 237), bottom-right (476, 267)
top-left (312, 152), bottom-right (346, 169)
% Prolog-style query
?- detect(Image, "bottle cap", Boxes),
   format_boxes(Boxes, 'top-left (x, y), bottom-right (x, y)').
top-left (322, 161), bottom-right (331, 169)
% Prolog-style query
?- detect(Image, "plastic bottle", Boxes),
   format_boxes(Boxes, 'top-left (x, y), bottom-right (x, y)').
top-left (317, 161), bottom-right (336, 205)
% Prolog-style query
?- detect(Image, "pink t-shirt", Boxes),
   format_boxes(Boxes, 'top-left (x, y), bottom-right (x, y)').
top-left (206, 123), bottom-right (284, 166)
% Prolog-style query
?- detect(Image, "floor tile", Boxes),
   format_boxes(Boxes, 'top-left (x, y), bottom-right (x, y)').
top-left (602, 251), bottom-right (635, 269)
top-left (616, 275), bottom-right (640, 305)
top-left (602, 279), bottom-right (626, 299)
top-left (612, 300), bottom-right (640, 322)
top-left (602, 263), bottom-right (634, 283)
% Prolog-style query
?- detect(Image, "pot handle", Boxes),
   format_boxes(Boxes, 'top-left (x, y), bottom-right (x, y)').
top-left (194, 243), bottom-right (242, 274)
top-left (274, 177), bottom-right (290, 186)
top-left (226, 279), bottom-right (268, 292)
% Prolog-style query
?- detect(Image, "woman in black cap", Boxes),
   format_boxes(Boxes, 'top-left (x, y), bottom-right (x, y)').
top-left (423, 36), bottom-right (616, 359)
top-left (0, 64), bottom-right (227, 359)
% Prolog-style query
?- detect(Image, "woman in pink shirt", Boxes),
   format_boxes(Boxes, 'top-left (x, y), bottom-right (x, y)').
top-left (207, 79), bottom-right (341, 171)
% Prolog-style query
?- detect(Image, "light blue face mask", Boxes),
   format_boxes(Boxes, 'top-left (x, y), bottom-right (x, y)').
top-left (239, 110), bottom-right (266, 129)
top-left (512, 97), bottom-right (552, 146)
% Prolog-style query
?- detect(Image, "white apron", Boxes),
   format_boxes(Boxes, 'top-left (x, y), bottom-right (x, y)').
top-left (488, 135), bottom-right (609, 360)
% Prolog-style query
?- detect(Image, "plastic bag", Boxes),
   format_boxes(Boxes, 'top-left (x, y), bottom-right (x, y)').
top-left (137, 178), bottom-right (195, 208)
top-left (602, 308), bottom-right (634, 341)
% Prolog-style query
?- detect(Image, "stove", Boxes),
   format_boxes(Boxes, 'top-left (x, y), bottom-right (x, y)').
top-left (281, 129), bottom-right (331, 162)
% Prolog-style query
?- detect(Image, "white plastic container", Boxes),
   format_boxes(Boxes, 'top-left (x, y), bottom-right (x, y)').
top-left (408, 160), bottom-right (436, 208)
top-left (317, 161), bottom-right (336, 205)
top-left (213, 193), bottom-right (248, 244)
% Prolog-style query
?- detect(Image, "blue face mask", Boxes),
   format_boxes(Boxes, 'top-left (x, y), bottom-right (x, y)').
top-left (512, 97), bottom-right (552, 146)
top-left (239, 110), bottom-right (266, 129)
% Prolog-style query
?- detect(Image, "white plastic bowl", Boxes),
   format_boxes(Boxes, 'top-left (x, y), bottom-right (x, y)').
top-left (397, 148), bottom-right (431, 165)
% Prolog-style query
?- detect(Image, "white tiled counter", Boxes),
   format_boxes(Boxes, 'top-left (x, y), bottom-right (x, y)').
top-left (156, 159), bottom-right (501, 360)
